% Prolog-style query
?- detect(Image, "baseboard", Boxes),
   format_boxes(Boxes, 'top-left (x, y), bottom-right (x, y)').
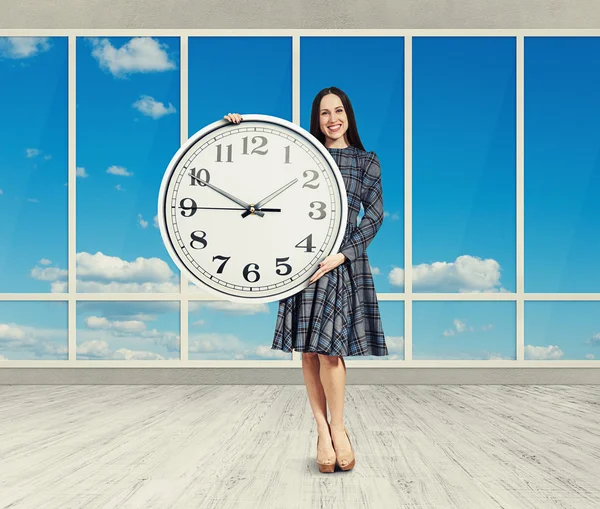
top-left (1, 367), bottom-right (599, 384)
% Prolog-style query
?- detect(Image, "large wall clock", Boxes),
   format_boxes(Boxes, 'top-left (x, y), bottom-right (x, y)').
top-left (158, 114), bottom-right (348, 304)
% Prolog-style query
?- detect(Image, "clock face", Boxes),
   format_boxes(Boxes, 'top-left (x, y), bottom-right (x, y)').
top-left (158, 114), bottom-right (348, 303)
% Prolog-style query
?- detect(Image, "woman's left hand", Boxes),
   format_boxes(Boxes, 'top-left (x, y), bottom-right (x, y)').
top-left (309, 253), bottom-right (346, 284)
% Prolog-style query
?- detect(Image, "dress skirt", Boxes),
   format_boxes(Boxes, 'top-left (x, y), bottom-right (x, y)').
top-left (271, 145), bottom-right (389, 357)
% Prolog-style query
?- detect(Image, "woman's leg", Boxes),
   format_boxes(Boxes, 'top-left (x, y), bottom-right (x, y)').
top-left (318, 354), bottom-right (353, 467)
top-left (302, 352), bottom-right (335, 464)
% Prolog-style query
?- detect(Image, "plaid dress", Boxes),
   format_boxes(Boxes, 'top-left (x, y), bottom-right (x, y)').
top-left (271, 145), bottom-right (388, 357)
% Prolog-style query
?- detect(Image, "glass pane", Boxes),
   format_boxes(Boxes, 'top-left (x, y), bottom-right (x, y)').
top-left (301, 36), bottom-right (405, 293)
top-left (188, 36), bottom-right (293, 294)
top-left (525, 301), bottom-right (598, 360)
top-left (76, 301), bottom-right (180, 360)
top-left (76, 36), bottom-right (181, 293)
top-left (413, 37), bottom-right (516, 293)
top-left (413, 301), bottom-right (516, 360)
top-left (525, 37), bottom-right (600, 292)
top-left (0, 301), bottom-right (68, 360)
top-left (0, 37), bottom-right (68, 293)
top-left (188, 300), bottom-right (287, 360)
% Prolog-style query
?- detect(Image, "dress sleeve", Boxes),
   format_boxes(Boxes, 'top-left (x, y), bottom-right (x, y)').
top-left (339, 151), bottom-right (384, 264)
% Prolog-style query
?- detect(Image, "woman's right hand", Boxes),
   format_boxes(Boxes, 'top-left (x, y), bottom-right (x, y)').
top-left (224, 113), bottom-right (242, 124)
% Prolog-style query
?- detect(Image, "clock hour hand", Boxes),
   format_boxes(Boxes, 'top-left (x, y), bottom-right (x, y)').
top-left (241, 178), bottom-right (299, 218)
top-left (189, 173), bottom-right (265, 217)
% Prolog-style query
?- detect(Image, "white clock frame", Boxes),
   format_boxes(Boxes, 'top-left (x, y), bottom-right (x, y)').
top-left (158, 114), bottom-right (348, 304)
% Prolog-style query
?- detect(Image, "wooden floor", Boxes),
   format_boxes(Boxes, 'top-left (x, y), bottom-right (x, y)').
top-left (0, 384), bottom-right (598, 509)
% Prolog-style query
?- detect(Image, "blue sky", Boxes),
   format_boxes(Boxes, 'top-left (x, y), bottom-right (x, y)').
top-left (524, 37), bottom-right (600, 293)
top-left (0, 35), bottom-right (598, 362)
top-left (0, 36), bottom-right (68, 293)
top-left (76, 36), bottom-right (181, 294)
top-left (413, 37), bottom-right (516, 294)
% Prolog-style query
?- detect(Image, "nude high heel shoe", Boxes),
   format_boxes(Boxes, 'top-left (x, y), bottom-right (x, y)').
top-left (316, 424), bottom-right (336, 473)
top-left (333, 427), bottom-right (355, 471)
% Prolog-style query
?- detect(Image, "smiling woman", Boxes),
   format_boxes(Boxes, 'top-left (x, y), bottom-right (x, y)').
top-left (222, 83), bottom-right (388, 473)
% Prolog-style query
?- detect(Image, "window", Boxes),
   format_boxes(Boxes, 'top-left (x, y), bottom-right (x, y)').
top-left (413, 37), bottom-right (516, 294)
top-left (0, 37), bottom-right (68, 293)
top-left (1, 33), bottom-right (598, 366)
top-left (76, 36), bottom-right (181, 293)
top-left (524, 37), bottom-right (600, 293)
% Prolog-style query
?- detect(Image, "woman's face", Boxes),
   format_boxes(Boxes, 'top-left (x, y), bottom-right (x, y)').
top-left (319, 93), bottom-right (349, 147)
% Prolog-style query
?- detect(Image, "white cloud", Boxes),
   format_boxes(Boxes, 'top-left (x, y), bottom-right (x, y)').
top-left (0, 189), bottom-right (3, 195)
top-left (30, 251), bottom-right (179, 293)
top-left (76, 166), bottom-right (89, 178)
top-left (0, 323), bottom-right (26, 341)
top-left (25, 148), bottom-right (40, 158)
top-left (53, 280), bottom-right (180, 293)
top-left (113, 348), bottom-right (169, 360)
top-left (383, 211), bottom-right (401, 221)
top-left (0, 37), bottom-right (51, 59)
top-left (77, 336), bottom-right (174, 360)
top-left (0, 322), bottom-right (67, 358)
top-left (191, 300), bottom-right (269, 315)
top-left (76, 339), bottom-right (113, 358)
top-left (525, 344), bottom-right (564, 360)
top-left (454, 319), bottom-right (469, 333)
top-left (78, 301), bottom-right (179, 321)
top-left (76, 314), bottom-right (180, 359)
top-left (442, 318), bottom-right (490, 337)
top-left (85, 317), bottom-right (114, 330)
top-left (0, 317), bottom-right (180, 360)
top-left (27, 198), bottom-right (39, 203)
top-left (107, 165), bottom-right (132, 176)
top-left (370, 266), bottom-right (380, 276)
top-left (188, 333), bottom-right (286, 360)
top-left (384, 335), bottom-right (404, 352)
top-left (115, 184), bottom-right (125, 192)
top-left (153, 215), bottom-right (159, 228)
top-left (85, 315), bottom-right (146, 333)
top-left (39, 258), bottom-right (52, 265)
top-left (77, 251), bottom-right (173, 282)
top-left (27, 252), bottom-right (294, 308)
top-left (253, 345), bottom-right (290, 359)
top-left (137, 213), bottom-right (148, 228)
top-left (388, 268), bottom-right (403, 286)
top-left (30, 265), bottom-right (68, 281)
top-left (585, 354), bottom-right (595, 359)
top-left (388, 254), bottom-right (508, 293)
top-left (414, 351), bottom-right (513, 361)
top-left (192, 319), bottom-right (205, 326)
top-left (90, 37), bottom-right (177, 77)
top-left (133, 95), bottom-right (176, 119)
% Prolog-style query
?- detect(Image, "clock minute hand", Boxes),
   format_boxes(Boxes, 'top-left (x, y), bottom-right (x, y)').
top-left (241, 178), bottom-right (299, 218)
top-left (189, 173), bottom-right (265, 217)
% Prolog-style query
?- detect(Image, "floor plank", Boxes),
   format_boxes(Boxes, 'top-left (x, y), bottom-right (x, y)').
top-left (0, 385), bottom-right (598, 508)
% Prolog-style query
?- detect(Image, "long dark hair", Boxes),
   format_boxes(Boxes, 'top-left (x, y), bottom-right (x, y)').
top-left (309, 86), bottom-right (365, 151)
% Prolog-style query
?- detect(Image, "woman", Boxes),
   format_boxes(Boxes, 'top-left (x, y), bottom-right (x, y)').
top-left (223, 86), bottom-right (387, 473)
